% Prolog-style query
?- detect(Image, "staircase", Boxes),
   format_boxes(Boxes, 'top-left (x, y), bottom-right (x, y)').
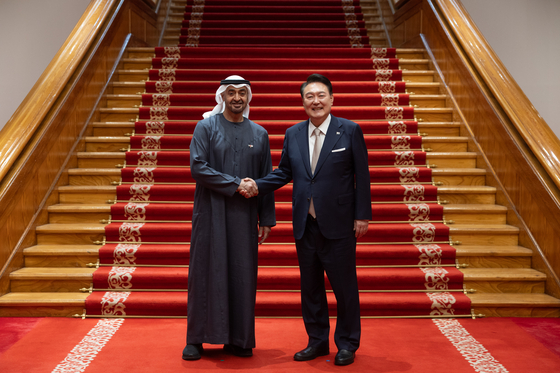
top-left (1, 0), bottom-right (559, 318)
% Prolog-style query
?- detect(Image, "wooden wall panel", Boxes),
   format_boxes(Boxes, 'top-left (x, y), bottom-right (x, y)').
top-left (392, 23), bottom-right (405, 47)
top-left (130, 0), bottom-right (157, 45)
top-left (0, 0), bottom-right (158, 297)
top-left (131, 10), bottom-right (147, 42)
top-left (405, 11), bottom-right (422, 43)
top-left (146, 21), bottom-right (158, 46)
top-left (392, 0), bottom-right (423, 47)
top-left (420, 1), bottom-right (560, 297)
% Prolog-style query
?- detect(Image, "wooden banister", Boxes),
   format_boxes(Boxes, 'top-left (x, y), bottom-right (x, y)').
top-left (0, 0), bottom-right (158, 297)
top-left (391, 0), bottom-right (560, 297)
top-left (418, 0), bottom-right (560, 296)
top-left (435, 0), bottom-right (560, 195)
top-left (0, 0), bottom-right (117, 186)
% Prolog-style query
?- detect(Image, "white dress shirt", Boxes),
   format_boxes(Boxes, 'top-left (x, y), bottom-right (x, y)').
top-left (308, 114), bottom-right (331, 167)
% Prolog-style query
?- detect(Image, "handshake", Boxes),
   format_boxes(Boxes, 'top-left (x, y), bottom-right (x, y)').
top-left (237, 177), bottom-right (259, 198)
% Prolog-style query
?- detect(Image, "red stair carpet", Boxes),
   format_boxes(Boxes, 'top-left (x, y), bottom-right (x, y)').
top-left (85, 0), bottom-right (471, 318)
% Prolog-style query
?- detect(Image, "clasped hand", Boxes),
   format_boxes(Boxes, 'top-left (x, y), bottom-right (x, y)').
top-left (237, 177), bottom-right (258, 198)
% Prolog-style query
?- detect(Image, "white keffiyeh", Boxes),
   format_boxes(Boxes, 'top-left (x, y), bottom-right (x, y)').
top-left (202, 75), bottom-right (252, 119)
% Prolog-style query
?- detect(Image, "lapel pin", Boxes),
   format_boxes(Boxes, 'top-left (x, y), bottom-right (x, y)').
top-left (248, 144), bottom-right (253, 148)
top-left (336, 132), bottom-right (340, 135)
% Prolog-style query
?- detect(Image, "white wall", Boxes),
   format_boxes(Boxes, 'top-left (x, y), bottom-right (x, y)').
top-left (0, 0), bottom-right (91, 131)
top-left (460, 0), bottom-right (560, 139)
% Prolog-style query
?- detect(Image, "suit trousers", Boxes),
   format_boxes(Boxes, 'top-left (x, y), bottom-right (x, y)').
top-left (295, 215), bottom-right (361, 352)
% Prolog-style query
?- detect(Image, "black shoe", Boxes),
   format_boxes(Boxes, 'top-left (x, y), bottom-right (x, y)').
top-left (334, 349), bottom-right (355, 366)
top-left (223, 344), bottom-right (253, 357)
top-left (293, 346), bottom-right (329, 361)
top-left (182, 344), bottom-right (203, 360)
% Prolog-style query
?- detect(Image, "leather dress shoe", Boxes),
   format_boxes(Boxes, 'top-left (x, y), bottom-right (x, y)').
top-left (334, 349), bottom-right (355, 366)
top-left (182, 344), bottom-right (203, 360)
top-left (294, 346), bottom-right (330, 361)
top-left (223, 344), bottom-right (253, 357)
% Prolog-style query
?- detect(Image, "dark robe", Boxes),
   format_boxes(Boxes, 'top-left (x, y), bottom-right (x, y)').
top-left (186, 113), bottom-right (276, 349)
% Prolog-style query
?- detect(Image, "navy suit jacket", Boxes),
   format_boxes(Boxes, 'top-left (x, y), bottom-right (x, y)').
top-left (256, 115), bottom-right (372, 240)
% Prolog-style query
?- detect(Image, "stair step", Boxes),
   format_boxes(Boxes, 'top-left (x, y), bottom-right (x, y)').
top-left (438, 186), bottom-right (496, 204)
top-left (422, 136), bottom-right (468, 152)
top-left (24, 245), bottom-right (99, 267)
top-left (168, 10), bottom-right (383, 19)
top-left (48, 204), bottom-right (111, 224)
top-left (458, 245), bottom-right (532, 256)
top-left (126, 47), bottom-right (426, 60)
top-left (66, 166), bottom-right (486, 187)
top-left (164, 24), bottom-right (386, 33)
top-left (9, 267), bottom-right (95, 292)
top-left (366, 31), bottom-right (387, 39)
top-left (91, 122), bottom-right (135, 136)
top-left (22, 244), bottom-right (532, 269)
top-left (89, 120), bottom-right (459, 137)
top-left (432, 168), bottom-right (486, 186)
top-left (68, 168), bottom-right (121, 186)
top-left (450, 224), bottom-right (518, 246)
top-left (77, 152), bottom-right (125, 168)
top-left (48, 205), bottom-right (111, 212)
top-left (111, 81), bottom-right (441, 95)
top-left (33, 222), bottom-right (518, 246)
top-left (58, 185), bottom-right (117, 204)
top-left (56, 184), bottom-right (497, 205)
top-left (462, 268), bottom-right (545, 293)
top-left (169, 9), bottom-right (383, 16)
top-left (161, 34), bottom-right (390, 45)
top-left (469, 293), bottom-right (560, 317)
top-left (84, 136), bottom-right (130, 152)
top-left (443, 204), bottom-right (506, 224)
top-left (97, 106), bottom-right (452, 123)
top-left (161, 29), bottom-right (390, 41)
top-left (35, 223), bottom-right (106, 245)
top-left (8, 267), bottom-right (543, 294)
top-left (1, 292), bottom-right (558, 318)
top-left (10, 267), bottom-right (95, 279)
top-left (406, 83), bottom-right (441, 95)
top-left (456, 245), bottom-right (532, 268)
top-left (19, 245), bottom-right (532, 268)
top-left (21, 244), bottom-right (532, 269)
top-left (105, 93), bottom-right (447, 109)
top-left (427, 152), bottom-right (476, 168)
top-left (120, 57), bottom-right (430, 71)
top-left (75, 151), bottom-right (476, 169)
top-left (46, 202), bottom-right (505, 225)
top-left (88, 120), bottom-right (459, 136)
top-left (0, 292), bottom-right (89, 317)
top-left (462, 267), bottom-right (545, 280)
top-left (81, 134), bottom-right (465, 153)
top-left (116, 69), bottom-right (437, 83)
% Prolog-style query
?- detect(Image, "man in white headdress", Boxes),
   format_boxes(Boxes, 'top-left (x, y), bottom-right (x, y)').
top-left (182, 76), bottom-right (276, 360)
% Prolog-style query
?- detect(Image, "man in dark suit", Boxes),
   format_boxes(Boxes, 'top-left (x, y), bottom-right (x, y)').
top-left (242, 74), bottom-right (371, 366)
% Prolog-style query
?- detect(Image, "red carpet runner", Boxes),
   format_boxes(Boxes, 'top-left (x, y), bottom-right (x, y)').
top-left (85, 0), bottom-right (471, 318)
top-left (4, 318), bottom-right (560, 372)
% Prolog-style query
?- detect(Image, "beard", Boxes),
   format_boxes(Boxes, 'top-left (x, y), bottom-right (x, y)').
top-left (226, 99), bottom-right (246, 114)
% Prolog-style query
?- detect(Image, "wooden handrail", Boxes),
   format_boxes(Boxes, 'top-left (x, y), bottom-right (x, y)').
top-left (158, 0), bottom-right (174, 47)
top-left (433, 0), bottom-right (560, 193)
top-left (376, 0), bottom-right (393, 47)
top-left (386, 0), bottom-right (397, 14)
top-left (0, 0), bottom-right (118, 185)
top-left (143, 0), bottom-right (159, 11)
top-left (393, 0), bottom-right (410, 9)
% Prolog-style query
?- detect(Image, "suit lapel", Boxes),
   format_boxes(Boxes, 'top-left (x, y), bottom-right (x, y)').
top-left (296, 120), bottom-right (313, 177)
top-left (314, 116), bottom-right (344, 176)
